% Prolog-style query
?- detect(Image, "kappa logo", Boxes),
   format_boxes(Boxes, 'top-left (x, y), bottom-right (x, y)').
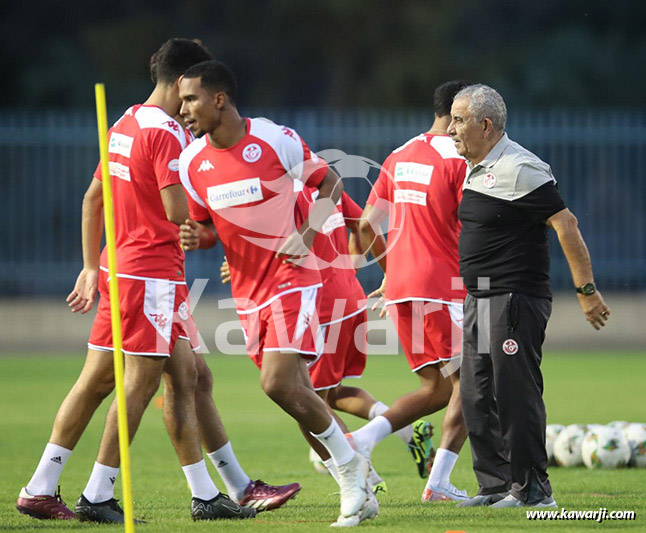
top-left (150, 313), bottom-right (169, 329)
top-left (282, 126), bottom-right (296, 140)
top-left (242, 143), bottom-right (262, 163)
top-left (198, 160), bottom-right (215, 172)
top-left (281, 126), bottom-right (296, 140)
top-left (302, 311), bottom-right (313, 329)
top-left (163, 120), bottom-right (180, 133)
top-left (109, 477), bottom-right (116, 485)
top-left (483, 172), bottom-right (497, 189)
top-left (502, 338), bottom-right (519, 355)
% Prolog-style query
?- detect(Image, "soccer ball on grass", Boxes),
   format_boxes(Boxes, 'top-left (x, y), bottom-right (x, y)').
top-left (582, 426), bottom-right (631, 469)
top-left (553, 424), bottom-right (587, 467)
top-left (546, 424), bottom-right (565, 465)
top-left (622, 423), bottom-right (646, 467)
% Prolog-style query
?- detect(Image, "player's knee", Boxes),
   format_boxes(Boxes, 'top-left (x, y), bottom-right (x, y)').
top-left (94, 375), bottom-right (116, 399)
top-left (419, 372), bottom-right (448, 393)
top-left (260, 375), bottom-right (293, 406)
top-left (195, 363), bottom-right (214, 396)
top-left (125, 369), bottom-right (162, 403)
top-left (322, 387), bottom-right (336, 407)
top-left (167, 366), bottom-right (198, 400)
top-left (76, 370), bottom-right (115, 401)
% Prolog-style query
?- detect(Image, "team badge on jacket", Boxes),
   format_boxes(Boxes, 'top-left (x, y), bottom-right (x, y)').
top-left (483, 173), bottom-right (497, 189)
top-left (243, 143), bottom-right (262, 163)
top-left (502, 338), bottom-right (519, 355)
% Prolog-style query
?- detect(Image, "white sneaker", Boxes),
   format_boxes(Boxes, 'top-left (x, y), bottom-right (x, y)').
top-left (422, 482), bottom-right (469, 502)
top-left (345, 434), bottom-right (384, 495)
top-left (336, 453), bottom-right (370, 517)
top-left (491, 494), bottom-right (558, 508)
top-left (331, 490), bottom-right (379, 527)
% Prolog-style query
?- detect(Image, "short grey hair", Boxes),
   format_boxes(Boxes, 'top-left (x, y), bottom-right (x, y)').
top-left (454, 84), bottom-right (507, 132)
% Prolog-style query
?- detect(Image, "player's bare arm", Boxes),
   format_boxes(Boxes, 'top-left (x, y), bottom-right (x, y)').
top-left (160, 183), bottom-right (191, 226)
top-left (277, 167), bottom-right (343, 261)
top-left (347, 221), bottom-right (366, 270)
top-left (179, 219), bottom-right (217, 251)
top-left (547, 207), bottom-right (610, 330)
top-left (220, 259), bottom-right (231, 284)
top-left (357, 204), bottom-right (387, 272)
top-left (67, 178), bottom-right (103, 314)
top-left (356, 203), bottom-right (389, 316)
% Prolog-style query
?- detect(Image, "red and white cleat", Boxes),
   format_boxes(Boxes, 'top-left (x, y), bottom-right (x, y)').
top-left (237, 479), bottom-right (301, 512)
top-left (16, 486), bottom-right (75, 520)
top-left (422, 483), bottom-right (469, 502)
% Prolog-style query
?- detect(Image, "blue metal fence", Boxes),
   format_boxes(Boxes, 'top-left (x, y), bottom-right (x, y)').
top-left (1, 108), bottom-right (645, 295)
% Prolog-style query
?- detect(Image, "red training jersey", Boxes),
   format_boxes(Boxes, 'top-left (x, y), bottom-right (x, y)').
top-left (367, 133), bottom-right (467, 304)
top-left (297, 188), bottom-right (366, 324)
top-left (179, 118), bottom-right (328, 313)
top-left (94, 104), bottom-right (188, 281)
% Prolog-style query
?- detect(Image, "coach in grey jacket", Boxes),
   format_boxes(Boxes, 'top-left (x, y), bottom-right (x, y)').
top-left (448, 85), bottom-right (610, 508)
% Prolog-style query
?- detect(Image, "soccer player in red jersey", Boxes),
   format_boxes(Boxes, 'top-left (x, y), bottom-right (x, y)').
top-left (176, 116), bottom-right (301, 513)
top-left (293, 186), bottom-right (430, 484)
top-left (16, 40), bottom-right (289, 523)
top-left (177, 60), bottom-right (377, 525)
top-left (351, 81), bottom-right (472, 502)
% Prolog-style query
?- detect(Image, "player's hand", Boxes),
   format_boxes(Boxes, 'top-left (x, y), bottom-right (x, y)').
top-left (276, 231), bottom-right (312, 267)
top-left (66, 268), bottom-right (99, 314)
top-left (577, 291), bottom-right (610, 330)
top-left (368, 276), bottom-right (388, 318)
top-left (179, 219), bottom-right (200, 251)
top-left (221, 260), bottom-right (231, 284)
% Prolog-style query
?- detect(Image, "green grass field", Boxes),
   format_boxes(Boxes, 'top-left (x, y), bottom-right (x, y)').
top-left (1, 352), bottom-right (644, 532)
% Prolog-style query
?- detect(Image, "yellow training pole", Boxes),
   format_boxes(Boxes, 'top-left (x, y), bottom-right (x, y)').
top-left (94, 83), bottom-right (135, 533)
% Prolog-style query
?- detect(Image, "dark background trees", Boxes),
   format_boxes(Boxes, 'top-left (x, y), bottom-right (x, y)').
top-left (2, 0), bottom-right (643, 110)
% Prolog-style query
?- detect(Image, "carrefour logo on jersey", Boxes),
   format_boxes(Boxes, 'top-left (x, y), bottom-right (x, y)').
top-left (206, 177), bottom-right (264, 210)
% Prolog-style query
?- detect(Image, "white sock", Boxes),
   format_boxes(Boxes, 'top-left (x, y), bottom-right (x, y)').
top-left (83, 462), bottom-right (120, 503)
top-left (427, 448), bottom-right (459, 487)
top-left (182, 460), bottom-right (219, 501)
top-left (323, 458), bottom-right (340, 485)
top-left (368, 401), bottom-right (413, 444)
top-left (206, 442), bottom-right (251, 501)
top-left (26, 443), bottom-right (73, 496)
top-left (351, 415), bottom-right (392, 454)
top-left (311, 419), bottom-right (355, 467)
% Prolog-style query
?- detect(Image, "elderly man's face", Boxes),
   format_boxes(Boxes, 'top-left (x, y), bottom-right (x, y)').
top-left (448, 97), bottom-right (487, 163)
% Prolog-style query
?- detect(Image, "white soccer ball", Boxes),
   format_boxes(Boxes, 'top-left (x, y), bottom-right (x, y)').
top-left (582, 426), bottom-right (631, 469)
top-left (622, 423), bottom-right (646, 467)
top-left (546, 424), bottom-right (565, 465)
top-left (309, 447), bottom-right (330, 475)
top-left (553, 424), bottom-right (587, 467)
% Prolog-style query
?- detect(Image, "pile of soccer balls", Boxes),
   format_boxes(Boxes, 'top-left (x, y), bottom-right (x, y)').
top-left (548, 421), bottom-right (646, 469)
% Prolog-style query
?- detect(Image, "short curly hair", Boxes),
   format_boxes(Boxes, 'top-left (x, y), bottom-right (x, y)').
top-left (149, 38), bottom-right (213, 85)
top-left (454, 84), bottom-right (507, 131)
